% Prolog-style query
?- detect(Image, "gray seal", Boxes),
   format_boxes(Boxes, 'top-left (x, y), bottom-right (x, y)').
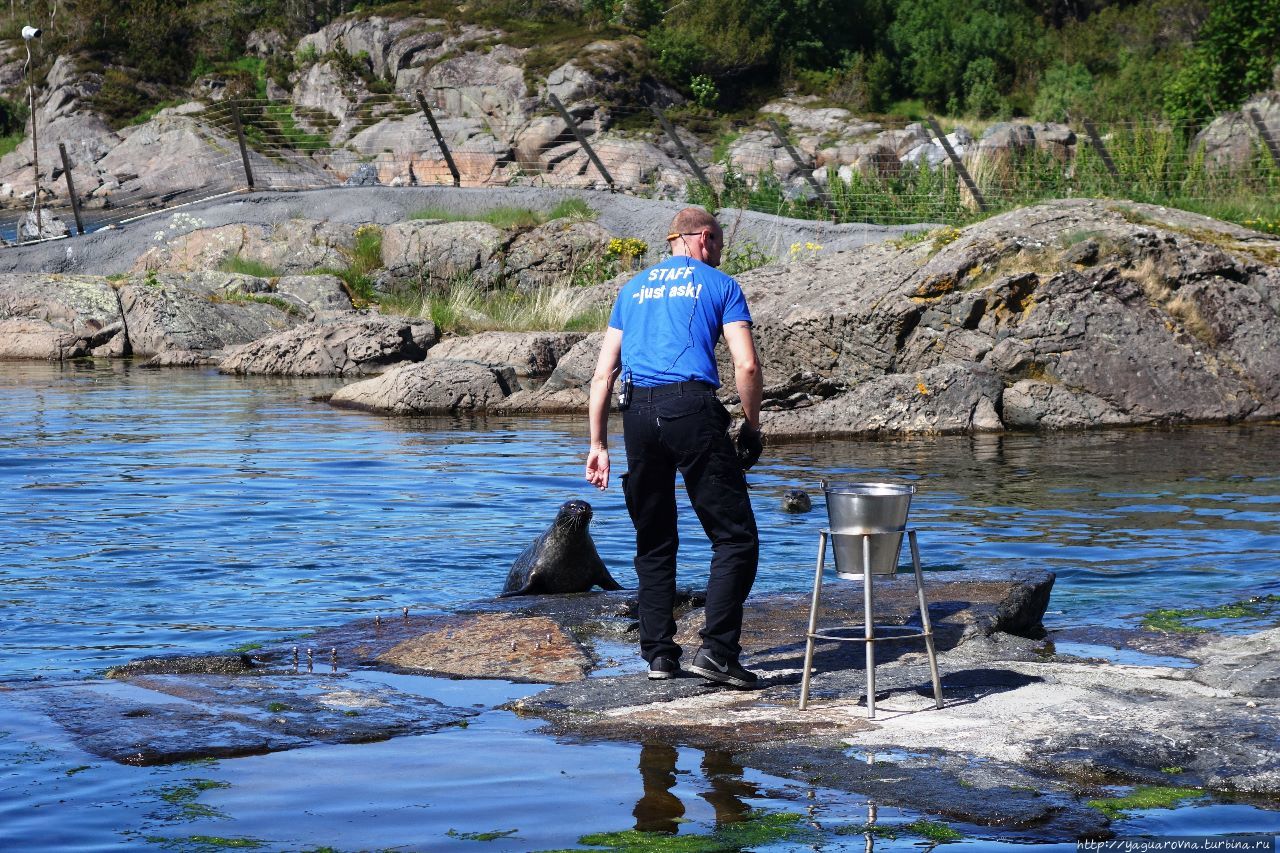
top-left (781, 489), bottom-right (812, 513)
top-left (501, 499), bottom-right (622, 597)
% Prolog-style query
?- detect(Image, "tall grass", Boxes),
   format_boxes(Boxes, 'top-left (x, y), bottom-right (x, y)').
top-left (218, 256), bottom-right (281, 278)
top-left (383, 278), bottom-right (609, 335)
top-left (705, 123), bottom-right (1280, 231)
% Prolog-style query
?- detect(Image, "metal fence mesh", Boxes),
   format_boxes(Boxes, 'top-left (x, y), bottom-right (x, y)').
top-left (7, 92), bottom-right (1279, 244)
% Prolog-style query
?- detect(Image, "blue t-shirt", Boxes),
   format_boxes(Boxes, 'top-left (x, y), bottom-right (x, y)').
top-left (608, 255), bottom-right (752, 387)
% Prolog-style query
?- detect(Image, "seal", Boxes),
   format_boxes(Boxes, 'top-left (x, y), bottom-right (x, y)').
top-left (781, 489), bottom-right (812, 513)
top-left (500, 499), bottom-right (623, 597)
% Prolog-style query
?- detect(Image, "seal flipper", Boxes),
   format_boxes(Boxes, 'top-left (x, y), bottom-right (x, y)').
top-left (595, 567), bottom-right (623, 591)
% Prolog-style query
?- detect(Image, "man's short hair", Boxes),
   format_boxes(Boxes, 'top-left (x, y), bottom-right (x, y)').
top-left (668, 207), bottom-right (720, 239)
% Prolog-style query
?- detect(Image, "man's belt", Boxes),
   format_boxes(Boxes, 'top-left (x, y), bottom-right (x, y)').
top-left (632, 381), bottom-right (715, 400)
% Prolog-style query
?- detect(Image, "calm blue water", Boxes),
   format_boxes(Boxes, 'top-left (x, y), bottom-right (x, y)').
top-left (1, 359), bottom-right (1278, 850)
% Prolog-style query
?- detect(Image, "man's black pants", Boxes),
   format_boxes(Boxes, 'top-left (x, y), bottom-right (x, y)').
top-left (620, 384), bottom-right (758, 664)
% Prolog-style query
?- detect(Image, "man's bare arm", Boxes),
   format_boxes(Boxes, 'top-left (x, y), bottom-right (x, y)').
top-left (723, 321), bottom-right (762, 429)
top-left (585, 326), bottom-right (623, 490)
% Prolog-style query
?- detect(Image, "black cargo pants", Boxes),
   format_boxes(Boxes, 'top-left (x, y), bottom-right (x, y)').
top-left (620, 382), bottom-right (759, 664)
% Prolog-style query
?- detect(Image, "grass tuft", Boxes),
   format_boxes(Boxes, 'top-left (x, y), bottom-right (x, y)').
top-left (218, 257), bottom-right (281, 278)
top-left (1087, 785), bottom-right (1203, 819)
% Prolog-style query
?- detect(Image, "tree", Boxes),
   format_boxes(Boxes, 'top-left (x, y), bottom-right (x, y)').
top-left (887, 0), bottom-right (1036, 112)
top-left (1164, 0), bottom-right (1280, 126)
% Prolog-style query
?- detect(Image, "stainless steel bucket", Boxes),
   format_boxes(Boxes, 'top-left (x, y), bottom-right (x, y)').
top-left (823, 482), bottom-right (915, 577)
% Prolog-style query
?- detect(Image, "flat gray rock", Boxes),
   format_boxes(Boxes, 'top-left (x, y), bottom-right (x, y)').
top-left (219, 315), bottom-right (436, 376)
top-left (329, 358), bottom-right (513, 413)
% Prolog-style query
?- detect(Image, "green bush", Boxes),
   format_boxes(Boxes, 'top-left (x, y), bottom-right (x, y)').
top-left (1164, 0), bottom-right (1280, 127)
top-left (1032, 62), bottom-right (1093, 122)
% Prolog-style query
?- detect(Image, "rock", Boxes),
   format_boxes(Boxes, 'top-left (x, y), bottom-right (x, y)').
top-left (106, 654), bottom-right (259, 678)
top-left (502, 220), bottom-right (613, 291)
top-left (118, 271), bottom-right (301, 357)
top-left (514, 115), bottom-right (571, 169)
top-left (17, 210), bottom-right (70, 241)
top-left (543, 136), bottom-right (683, 192)
top-left (426, 331), bottom-right (584, 388)
top-left (1190, 627), bottom-right (1280, 698)
top-left (329, 359), bottom-right (512, 414)
top-left (1195, 91), bottom-right (1280, 171)
top-left (493, 331), bottom-right (602, 412)
top-left (379, 220), bottom-right (506, 289)
top-left (132, 219), bottom-right (353, 276)
top-left (273, 274), bottom-right (355, 317)
top-left (343, 162), bottom-right (381, 186)
top-left (422, 46), bottom-right (532, 140)
top-left (0, 273), bottom-right (125, 359)
top-left (742, 198), bottom-right (1280, 435)
top-left (19, 674), bottom-right (474, 765)
top-left (219, 315), bottom-right (436, 376)
top-left (379, 613), bottom-right (591, 683)
top-left (85, 112), bottom-right (320, 203)
top-left (763, 362), bottom-right (1005, 439)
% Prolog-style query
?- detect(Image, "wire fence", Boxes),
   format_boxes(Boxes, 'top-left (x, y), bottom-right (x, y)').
top-left (7, 90), bottom-right (1280, 245)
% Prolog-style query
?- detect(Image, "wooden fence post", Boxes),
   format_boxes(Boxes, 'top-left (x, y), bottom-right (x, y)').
top-left (58, 143), bottom-right (84, 235)
top-left (767, 118), bottom-right (839, 221)
top-left (1082, 119), bottom-right (1121, 180)
top-left (231, 103), bottom-right (256, 191)
top-left (651, 105), bottom-right (716, 204)
top-left (415, 90), bottom-right (461, 187)
top-left (926, 116), bottom-right (986, 212)
top-left (549, 93), bottom-right (615, 191)
top-left (1248, 108), bottom-right (1280, 171)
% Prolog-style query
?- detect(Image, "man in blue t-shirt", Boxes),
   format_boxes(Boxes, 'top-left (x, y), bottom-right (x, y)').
top-left (585, 207), bottom-right (764, 688)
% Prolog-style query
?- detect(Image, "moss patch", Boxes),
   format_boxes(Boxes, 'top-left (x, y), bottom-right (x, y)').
top-left (1142, 594), bottom-right (1280, 633)
top-left (575, 810), bottom-right (812, 852)
top-left (1087, 785), bottom-right (1203, 819)
top-left (836, 818), bottom-right (964, 842)
top-left (150, 779), bottom-right (232, 822)
top-left (447, 828), bottom-right (519, 841)
top-left (145, 836), bottom-right (265, 851)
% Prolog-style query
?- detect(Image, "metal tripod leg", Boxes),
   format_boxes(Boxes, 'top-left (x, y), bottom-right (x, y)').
top-left (863, 534), bottom-right (876, 719)
top-left (798, 530), bottom-right (827, 710)
top-left (909, 530), bottom-right (943, 709)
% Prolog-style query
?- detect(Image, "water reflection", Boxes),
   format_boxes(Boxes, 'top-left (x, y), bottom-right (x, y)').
top-left (633, 743), bottom-right (761, 833)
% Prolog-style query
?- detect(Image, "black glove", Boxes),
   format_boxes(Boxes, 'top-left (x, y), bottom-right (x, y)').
top-left (735, 423), bottom-right (763, 471)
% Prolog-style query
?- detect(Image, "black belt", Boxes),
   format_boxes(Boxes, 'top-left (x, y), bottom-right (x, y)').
top-left (633, 381), bottom-right (714, 400)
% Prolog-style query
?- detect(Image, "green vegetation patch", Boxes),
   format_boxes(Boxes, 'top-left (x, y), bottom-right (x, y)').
top-left (837, 818), bottom-right (964, 842)
top-left (576, 810), bottom-right (812, 852)
top-left (385, 278), bottom-right (608, 336)
top-left (208, 292), bottom-right (302, 317)
top-left (1142, 594), bottom-right (1280, 633)
top-left (1087, 785), bottom-right (1203, 819)
top-left (217, 257), bottom-right (281, 278)
top-left (446, 828), bottom-right (519, 841)
top-left (150, 779), bottom-right (232, 822)
top-left (146, 836), bottom-right (265, 851)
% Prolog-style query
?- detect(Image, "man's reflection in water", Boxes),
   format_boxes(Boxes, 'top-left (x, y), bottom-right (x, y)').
top-left (699, 750), bottom-right (758, 826)
top-left (634, 744), bottom-right (683, 833)
top-left (633, 744), bottom-right (761, 833)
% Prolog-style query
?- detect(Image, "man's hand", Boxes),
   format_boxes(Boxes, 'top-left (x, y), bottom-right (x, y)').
top-left (585, 446), bottom-right (611, 490)
top-left (735, 423), bottom-right (763, 471)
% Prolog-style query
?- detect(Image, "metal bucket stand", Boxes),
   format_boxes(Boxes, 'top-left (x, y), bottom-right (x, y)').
top-left (798, 528), bottom-right (944, 718)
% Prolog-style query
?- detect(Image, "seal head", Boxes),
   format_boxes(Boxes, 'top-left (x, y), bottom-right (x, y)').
top-left (500, 499), bottom-right (623, 597)
top-left (781, 489), bottom-right (812, 513)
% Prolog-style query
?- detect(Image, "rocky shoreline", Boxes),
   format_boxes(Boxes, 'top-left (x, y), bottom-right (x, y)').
top-left (6, 569), bottom-right (1279, 843)
top-left (2, 192), bottom-right (1278, 440)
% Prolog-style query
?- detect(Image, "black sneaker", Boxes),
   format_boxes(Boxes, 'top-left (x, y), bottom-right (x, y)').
top-left (647, 656), bottom-right (680, 680)
top-left (687, 648), bottom-right (758, 688)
